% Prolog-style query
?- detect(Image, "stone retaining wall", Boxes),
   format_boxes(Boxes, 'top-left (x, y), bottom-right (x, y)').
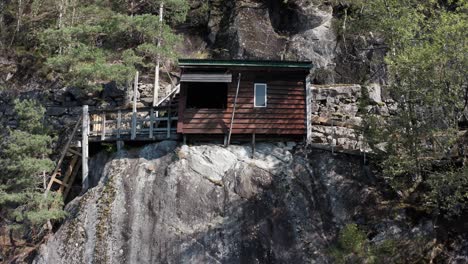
top-left (309, 83), bottom-right (394, 151)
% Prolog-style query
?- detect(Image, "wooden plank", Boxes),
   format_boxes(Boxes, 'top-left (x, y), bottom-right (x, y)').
top-left (82, 105), bottom-right (89, 191)
top-left (117, 110), bottom-right (121, 139)
top-left (184, 108), bottom-right (305, 114)
top-left (227, 98), bottom-right (306, 105)
top-left (225, 104), bottom-right (306, 109)
top-left (58, 155), bottom-right (79, 193)
top-left (167, 98), bottom-right (171, 139)
top-left (232, 86), bottom-right (305, 92)
top-left (182, 112), bottom-right (304, 119)
top-left (182, 128), bottom-right (305, 134)
top-left (237, 80), bottom-right (304, 86)
top-left (46, 114), bottom-right (83, 193)
top-left (149, 108), bottom-right (154, 139)
top-left (63, 159), bottom-right (81, 199)
top-left (306, 75), bottom-right (312, 144)
top-left (228, 94), bottom-right (305, 100)
top-left (252, 133), bottom-right (255, 159)
top-left (101, 113), bottom-right (106, 140)
top-left (184, 123), bottom-right (306, 129)
top-left (133, 71), bottom-right (139, 113)
top-left (67, 148), bottom-right (82, 157)
top-left (131, 71), bottom-right (138, 140)
top-left (183, 119), bottom-right (305, 125)
top-left (227, 73), bottom-right (241, 145)
top-left (88, 105), bottom-right (177, 114)
top-left (131, 112), bottom-right (137, 140)
top-left (177, 84), bottom-right (187, 133)
top-left (234, 86), bottom-right (304, 91)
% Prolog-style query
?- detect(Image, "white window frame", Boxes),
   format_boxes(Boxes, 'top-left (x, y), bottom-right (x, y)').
top-left (254, 83), bottom-right (267, 108)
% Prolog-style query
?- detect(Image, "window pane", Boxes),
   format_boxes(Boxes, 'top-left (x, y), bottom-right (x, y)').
top-left (255, 84), bottom-right (267, 107)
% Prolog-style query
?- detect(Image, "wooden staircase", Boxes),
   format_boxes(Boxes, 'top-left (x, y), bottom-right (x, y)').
top-left (46, 115), bottom-right (82, 200)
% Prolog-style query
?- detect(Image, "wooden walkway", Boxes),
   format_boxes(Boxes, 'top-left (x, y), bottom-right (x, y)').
top-left (46, 71), bottom-right (181, 200)
top-left (84, 106), bottom-right (179, 142)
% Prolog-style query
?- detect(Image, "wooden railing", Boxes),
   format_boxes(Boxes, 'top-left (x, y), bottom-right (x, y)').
top-left (83, 106), bottom-right (178, 142)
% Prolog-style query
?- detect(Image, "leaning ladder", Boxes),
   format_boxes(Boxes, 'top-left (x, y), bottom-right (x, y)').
top-left (45, 115), bottom-right (82, 200)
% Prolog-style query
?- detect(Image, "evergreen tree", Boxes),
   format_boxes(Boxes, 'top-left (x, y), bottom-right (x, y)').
top-left (38, 0), bottom-right (188, 91)
top-left (0, 99), bottom-right (65, 256)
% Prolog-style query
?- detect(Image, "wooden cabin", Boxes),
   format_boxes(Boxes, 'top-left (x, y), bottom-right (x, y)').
top-left (177, 59), bottom-right (312, 142)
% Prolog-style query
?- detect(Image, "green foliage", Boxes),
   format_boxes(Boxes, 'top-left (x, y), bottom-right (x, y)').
top-left (426, 167), bottom-right (468, 218)
top-left (0, 99), bottom-right (65, 239)
top-left (329, 224), bottom-right (373, 264)
top-left (345, 0), bottom-right (468, 217)
top-left (2, 0), bottom-right (188, 91)
top-left (102, 143), bottom-right (117, 153)
top-left (329, 224), bottom-right (432, 263)
top-left (38, 1), bottom-right (187, 91)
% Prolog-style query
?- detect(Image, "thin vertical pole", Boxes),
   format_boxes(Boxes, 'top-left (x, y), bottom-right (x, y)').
top-left (132, 71), bottom-right (138, 140)
top-left (251, 132), bottom-right (256, 159)
top-left (149, 108), bottom-right (154, 139)
top-left (101, 112), bottom-right (106, 141)
top-left (116, 110), bottom-right (123, 151)
top-left (117, 110), bottom-right (121, 139)
top-left (166, 97), bottom-right (171, 139)
top-left (306, 76), bottom-right (312, 144)
top-left (82, 105), bottom-right (89, 191)
top-left (153, 2), bottom-right (164, 107)
top-left (227, 73), bottom-right (241, 146)
top-left (332, 120), bottom-right (335, 154)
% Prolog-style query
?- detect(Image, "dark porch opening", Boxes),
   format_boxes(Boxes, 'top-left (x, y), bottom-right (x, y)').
top-left (186, 82), bottom-right (228, 109)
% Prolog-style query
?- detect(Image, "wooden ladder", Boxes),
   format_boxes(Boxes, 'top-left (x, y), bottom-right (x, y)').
top-left (46, 115), bottom-right (82, 200)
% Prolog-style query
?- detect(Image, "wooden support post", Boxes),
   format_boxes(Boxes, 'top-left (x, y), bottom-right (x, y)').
top-left (251, 133), bottom-right (256, 159)
top-left (116, 141), bottom-right (124, 151)
top-left (101, 113), bottom-right (106, 141)
top-left (306, 76), bottom-right (312, 145)
top-left (183, 135), bottom-right (187, 145)
top-left (132, 71), bottom-right (139, 140)
top-left (166, 95), bottom-right (172, 139)
top-left (117, 110), bottom-right (121, 139)
top-left (223, 135), bottom-right (228, 146)
top-left (82, 105), bottom-right (89, 191)
top-left (46, 115), bottom-right (82, 193)
top-left (116, 110), bottom-right (123, 151)
top-left (131, 113), bottom-right (137, 140)
top-left (331, 120), bottom-right (335, 155)
top-left (58, 155), bottom-right (79, 194)
top-left (227, 73), bottom-right (241, 146)
top-left (63, 159), bottom-right (81, 199)
top-left (149, 108), bottom-right (154, 139)
top-left (153, 2), bottom-right (163, 107)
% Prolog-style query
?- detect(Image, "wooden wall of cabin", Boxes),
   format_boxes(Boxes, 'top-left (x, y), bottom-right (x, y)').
top-left (177, 69), bottom-right (307, 135)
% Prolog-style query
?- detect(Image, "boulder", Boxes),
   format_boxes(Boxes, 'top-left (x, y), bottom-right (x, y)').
top-left (366, 83), bottom-right (382, 104)
top-left (46, 107), bottom-right (67, 116)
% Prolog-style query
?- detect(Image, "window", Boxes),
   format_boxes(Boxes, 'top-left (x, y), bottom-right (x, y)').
top-left (186, 82), bottom-right (228, 109)
top-left (254, 83), bottom-right (267, 107)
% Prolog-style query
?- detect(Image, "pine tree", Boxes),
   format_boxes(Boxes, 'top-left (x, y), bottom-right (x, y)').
top-left (38, 0), bottom-right (188, 91)
top-left (0, 99), bottom-right (65, 257)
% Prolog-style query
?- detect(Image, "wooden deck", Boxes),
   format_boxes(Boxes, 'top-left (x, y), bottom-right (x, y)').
top-left (83, 106), bottom-right (179, 142)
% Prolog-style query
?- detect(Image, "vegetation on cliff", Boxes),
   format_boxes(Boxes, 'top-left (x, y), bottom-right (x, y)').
top-left (335, 0), bottom-right (467, 218)
top-left (0, 99), bottom-right (65, 260)
top-left (1, 0), bottom-right (188, 91)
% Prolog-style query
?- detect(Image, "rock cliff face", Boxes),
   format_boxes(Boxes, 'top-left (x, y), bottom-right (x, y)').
top-left (34, 141), bottom-right (438, 264)
top-left (187, 0), bottom-right (386, 84)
